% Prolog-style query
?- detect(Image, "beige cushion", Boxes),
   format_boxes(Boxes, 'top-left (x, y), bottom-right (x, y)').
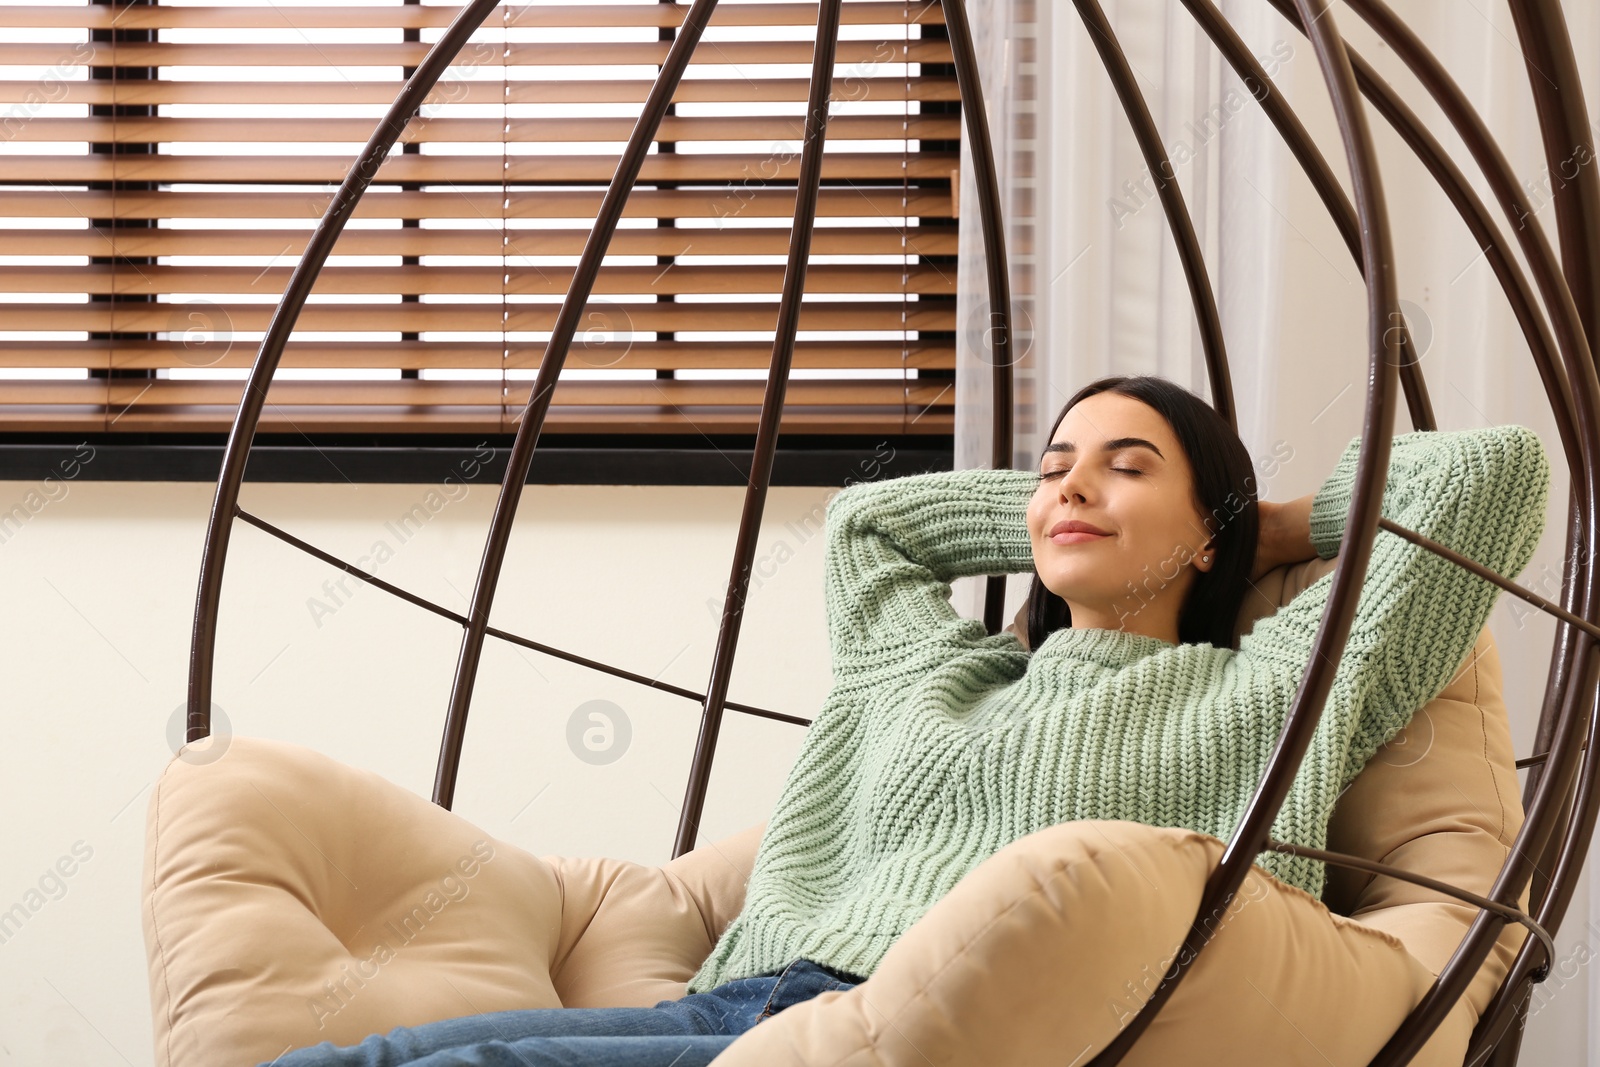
top-left (1250, 559), bottom-right (1530, 1016)
top-left (1007, 557), bottom-right (1529, 984)
top-left (705, 820), bottom-right (1473, 1067)
top-left (144, 556), bottom-right (1528, 1065)
top-left (142, 736), bottom-right (759, 1066)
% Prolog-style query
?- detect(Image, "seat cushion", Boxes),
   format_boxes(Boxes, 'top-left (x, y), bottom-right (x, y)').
top-left (143, 736), bottom-right (568, 1066)
top-left (543, 821), bottom-right (763, 1008)
top-left (141, 736), bottom-right (759, 1067)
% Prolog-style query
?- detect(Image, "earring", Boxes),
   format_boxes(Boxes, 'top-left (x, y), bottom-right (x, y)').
top-left (1201, 554), bottom-right (1210, 563)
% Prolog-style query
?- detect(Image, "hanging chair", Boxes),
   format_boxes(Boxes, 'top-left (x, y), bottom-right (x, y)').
top-left (141, 1), bottom-right (1600, 1065)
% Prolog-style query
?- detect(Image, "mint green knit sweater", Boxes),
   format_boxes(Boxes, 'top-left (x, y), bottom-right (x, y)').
top-left (686, 425), bottom-right (1550, 994)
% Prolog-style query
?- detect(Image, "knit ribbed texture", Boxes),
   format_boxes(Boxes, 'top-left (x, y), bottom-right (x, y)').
top-left (686, 425), bottom-right (1551, 994)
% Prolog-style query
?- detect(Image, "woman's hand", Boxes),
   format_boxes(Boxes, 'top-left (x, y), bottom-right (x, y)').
top-left (1250, 494), bottom-right (1317, 583)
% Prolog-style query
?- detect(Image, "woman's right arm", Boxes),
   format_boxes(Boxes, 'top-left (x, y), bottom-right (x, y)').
top-left (1238, 424), bottom-right (1550, 777)
top-left (822, 467), bottom-right (1040, 675)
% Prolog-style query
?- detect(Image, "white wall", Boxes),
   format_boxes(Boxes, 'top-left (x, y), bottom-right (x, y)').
top-left (0, 475), bottom-right (839, 1065)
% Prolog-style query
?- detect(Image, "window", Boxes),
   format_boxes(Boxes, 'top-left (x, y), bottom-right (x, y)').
top-left (0, 0), bottom-right (958, 481)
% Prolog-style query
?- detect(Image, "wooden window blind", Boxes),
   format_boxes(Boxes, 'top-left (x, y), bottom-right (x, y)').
top-left (0, 1), bottom-right (958, 438)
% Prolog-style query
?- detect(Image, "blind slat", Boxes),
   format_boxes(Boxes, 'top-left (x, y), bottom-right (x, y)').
top-left (0, 76), bottom-right (959, 107)
top-left (3, 153), bottom-right (957, 183)
top-left (0, 339), bottom-right (954, 371)
top-left (6, 114), bottom-right (958, 144)
top-left (0, 188), bottom-right (954, 220)
top-left (0, 407), bottom-right (953, 436)
top-left (6, 378), bottom-right (949, 408)
top-left (2, 226), bottom-right (957, 258)
top-left (0, 39), bottom-right (953, 67)
top-left (0, 3), bottom-right (945, 30)
top-left (0, 301), bottom-right (955, 332)
top-left (0, 265), bottom-right (953, 297)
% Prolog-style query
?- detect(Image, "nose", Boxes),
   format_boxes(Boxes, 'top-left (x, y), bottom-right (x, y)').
top-left (1058, 464), bottom-right (1091, 503)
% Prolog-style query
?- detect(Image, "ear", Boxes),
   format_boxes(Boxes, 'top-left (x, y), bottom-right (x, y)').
top-left (1195, 539), bottom-right (1217, 573)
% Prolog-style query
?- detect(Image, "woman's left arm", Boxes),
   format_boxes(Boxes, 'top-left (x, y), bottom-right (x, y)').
top-left (1252, 494), bottom-right (1317, 582)
top-left (1238, 424), bottom-right (1551, 774)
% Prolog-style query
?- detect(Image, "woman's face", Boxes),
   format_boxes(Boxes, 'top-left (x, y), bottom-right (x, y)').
top-left (1025, 391), bottom-right (1216, 639)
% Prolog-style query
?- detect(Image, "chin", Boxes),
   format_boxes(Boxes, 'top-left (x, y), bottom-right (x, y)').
top-left (1034, 567), bottom-right (1070, 601)
top-left (1039, 571), bottom-right (1100, 604)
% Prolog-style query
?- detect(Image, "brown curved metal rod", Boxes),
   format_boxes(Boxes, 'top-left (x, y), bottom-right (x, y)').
top-left (1461, 520), bottom-right (1594, 1064)
top-left (1429, 540), bottom-right (1600, 1066)
top-left (1269, 0), bottom-right (1595, 498)
top-left (1523, 511), bottom-right (1595, 831)
top-left (1084, 1), bottom-right (1404, 1062)
top-left (1335, 66), bottom-right (1532, 437)
top-left (1267, 0), bottom-right (1600, 462)
top-left (1468, 624), bottom-right (1600, 1061)
top-left (1373, 3), bottom-right (1600, 1060)
top-left (1508, 0), bottom-right (1600, 353)
top-left (1261, 838), bottom-right (1557, 977)
top-left (1231, 9), bottom-right (1600, 1057)
top-left (184, 0), bottom-right (505, 743)
top-left (1485, 667), bottom-right (1600, 1034)
top-left (1471, 25), bottom-right (1600, 1043)
top-left (1461, 510), bottom-right (1597, 1067)
top-left (1371, 521), bottom-right (1600, 642)
top-left (669, 0), bottom-right (842, 858)
top-left (1347, 484), bottom-right (1599, 1057)
top-left (938, 0), bottom-right (1017, 635)
top-left (1341, 0), bottom-right (1586, 452)
top-left (1340, 513), bottom-right (1600, 1040)
top-left (1176, 0), bottom-right (1434, 432)
top-left (1069, 0), bottom-right (1236, 435)
top-left (231, 507), bottom-right (808, 728)
top-left (432, 0), bottom-right (722, 810)
top-left (1344, 44), bottom-right (1587, 486)
top-left (1484, 524), bottom-right (1600, 1067)
top-left (1457, 645), bottom-right (1600, 1067)
top-left (1501, 0), bottom-right (1600, 953)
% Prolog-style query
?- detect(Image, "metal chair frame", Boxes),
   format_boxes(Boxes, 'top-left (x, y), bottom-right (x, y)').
top-left (182, 2), bottom-right (1600, 1064)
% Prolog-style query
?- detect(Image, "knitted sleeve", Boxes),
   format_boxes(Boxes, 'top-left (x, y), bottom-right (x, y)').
top-left (1238, 424), bottom-right (1550, 780)
top-left (822, 467), bottom-right (1041, 672)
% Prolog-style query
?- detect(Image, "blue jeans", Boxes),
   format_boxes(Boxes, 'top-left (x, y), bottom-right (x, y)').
top-left (262, 959), bottom-right (865, 1067)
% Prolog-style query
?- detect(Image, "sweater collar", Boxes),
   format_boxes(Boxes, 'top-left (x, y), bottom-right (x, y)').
top-left (1030, 625), bottom-right (1175, 668)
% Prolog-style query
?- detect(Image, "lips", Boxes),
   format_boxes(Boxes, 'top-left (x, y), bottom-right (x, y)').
top-left (1048, 519), bottom-right (1112, 546)
top-left (1050, 519), bottom-right (1111, 537)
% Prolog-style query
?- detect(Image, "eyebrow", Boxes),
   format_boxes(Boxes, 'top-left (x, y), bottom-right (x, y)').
top-left (1042, 437), bottom-right (1166, 460)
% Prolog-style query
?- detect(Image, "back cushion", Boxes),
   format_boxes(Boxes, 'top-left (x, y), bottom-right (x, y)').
top-left (1244, 557), bottom-right (1528, 1015)
top-left (1007, 556), bottom-right (1529, 1017)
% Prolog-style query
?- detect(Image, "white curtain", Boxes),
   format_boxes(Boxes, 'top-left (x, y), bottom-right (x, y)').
top-left (953, 0), bottom-right (1600, 1059)
top-left (954, 0), bottom-right (1288, 621)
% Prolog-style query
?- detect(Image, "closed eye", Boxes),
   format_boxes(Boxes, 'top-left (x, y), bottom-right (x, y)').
top-left (1040, 467), bottom-right (1143, 478)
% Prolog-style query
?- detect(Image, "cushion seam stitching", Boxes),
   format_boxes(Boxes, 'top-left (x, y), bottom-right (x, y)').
top-left (150, 766), bottom-right (176, 1067)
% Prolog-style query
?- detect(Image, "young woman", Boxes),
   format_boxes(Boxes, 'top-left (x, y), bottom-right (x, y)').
top-left (271, 374), bottom-right (1549, 1067)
